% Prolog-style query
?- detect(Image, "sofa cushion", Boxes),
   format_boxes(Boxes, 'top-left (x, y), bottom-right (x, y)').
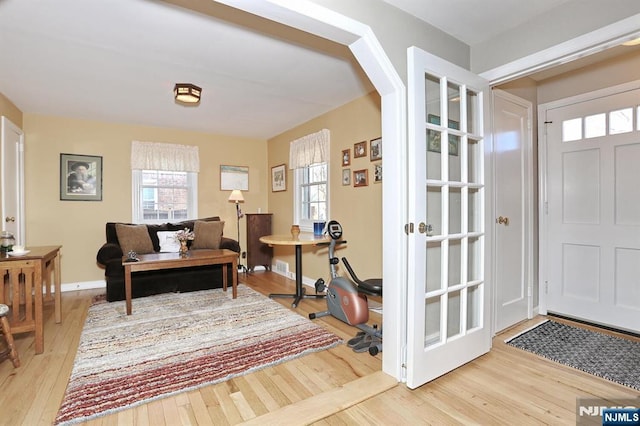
top-left (157, 231), bottom-right (181, 252)
top-left (115, 224), bottom-right (154, 254)
top-left (191, 220), bottom-right (225, 249)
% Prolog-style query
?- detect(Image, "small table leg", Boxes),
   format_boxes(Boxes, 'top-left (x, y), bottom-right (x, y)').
top-left (269, 245), bottom-right (324, 308)
top-left (124, 265), bottom-right (132, 315)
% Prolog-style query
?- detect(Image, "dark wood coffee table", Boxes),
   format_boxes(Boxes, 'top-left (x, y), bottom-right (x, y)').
top-left (122, 249), bottom-right (238, 315)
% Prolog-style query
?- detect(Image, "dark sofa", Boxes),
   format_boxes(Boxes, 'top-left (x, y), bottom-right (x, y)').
top-left (96, 216), bottom-right (240, 302)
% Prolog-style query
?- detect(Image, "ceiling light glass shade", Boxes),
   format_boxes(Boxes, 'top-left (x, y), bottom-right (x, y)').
top-left (228, 189), bottom-right (244, 202)
top-left (622, 37), bottom-right (640, 46)
top-left (174, 83), bottom-right (202, 103)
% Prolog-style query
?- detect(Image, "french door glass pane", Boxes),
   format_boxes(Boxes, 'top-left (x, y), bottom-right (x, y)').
top-left (425, 74), bottom-right (441, 122)
top-left (468, 236), bottom-right (482, 282)
top-left (427, 185), bottom-right (442, 236)
top-left (468, 188), bottom-right (481, 232)
top-left (468, 137), bottom-right (481, 183)
top-left (467, 90), bottom-right (479, 135)
top-left (467, 284), bottom-right (482, 330)
top-left (426, 129), bottom-right (443, 180)
top-left (447, 289), bottom-right (462, 338)
top-left (425, 296), bottom-right (441, 348)
top-left (448, 238), bottom-right (462, 287)
top-left (447, 81), bottom-right (461, 127)
top-left (426, 241), bottom-right (442, 293)
top-left (449, 187), bottom-right (462, 234)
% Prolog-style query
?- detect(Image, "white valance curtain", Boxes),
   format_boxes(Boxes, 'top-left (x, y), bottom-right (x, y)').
top-left (289, 129), bottom-right (330, 169)
top-left (131, 141), bottom-right (200, 172)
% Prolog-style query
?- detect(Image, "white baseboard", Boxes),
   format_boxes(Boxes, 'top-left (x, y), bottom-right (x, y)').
top-left (58, 280), bottom-right (106, 293)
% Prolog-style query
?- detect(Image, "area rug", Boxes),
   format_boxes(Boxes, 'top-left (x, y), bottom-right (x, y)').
top-left (55, 285), bottom-right (342, 425)
top-left (505, 320), bottom-right (640, 391)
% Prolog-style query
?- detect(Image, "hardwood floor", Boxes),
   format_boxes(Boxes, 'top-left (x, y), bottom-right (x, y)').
top-left (0, 271), bottom-right (637, 425)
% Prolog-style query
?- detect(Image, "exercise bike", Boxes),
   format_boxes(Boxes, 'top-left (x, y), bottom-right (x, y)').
top-left (309, 220), bottom-right (383, 355)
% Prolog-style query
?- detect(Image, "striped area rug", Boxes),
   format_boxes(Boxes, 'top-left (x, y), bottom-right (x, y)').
top-left (55, 285), bottom-right (341, 425)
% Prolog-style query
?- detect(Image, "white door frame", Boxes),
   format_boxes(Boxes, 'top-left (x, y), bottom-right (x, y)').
top-left (211, 0), bottom-right (640, 384)
top-left (1, 116), bottom-right (25, 244)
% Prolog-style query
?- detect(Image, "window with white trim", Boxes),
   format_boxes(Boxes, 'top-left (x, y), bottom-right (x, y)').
top-left (294, 163), bottom-right (328, 231)
top-left (131, 141), bottom-right (199, 223)
top-left (289, 129), bottom-right (330, 232)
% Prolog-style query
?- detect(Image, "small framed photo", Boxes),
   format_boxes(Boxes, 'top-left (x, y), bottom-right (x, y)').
top-left (354, 141), bottom-right (367, 158)
top-left (342, 149), bottom-right (351, 166)
top-left (60, 153), bottom-right (103, 201)
top-left (353, 169), bottom-right (368, 187)
top-left (374, 163), bottom-right (382, 183)
top-left (271, 164), bottom-right (286, 192)
top-left (370, 137), bottom-right (382, 161)
top-left (342, 168), bottom-right (351, 186)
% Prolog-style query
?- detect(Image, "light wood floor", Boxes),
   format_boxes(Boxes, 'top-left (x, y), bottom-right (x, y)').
top-left (0, 271), bottom-right (637, 425)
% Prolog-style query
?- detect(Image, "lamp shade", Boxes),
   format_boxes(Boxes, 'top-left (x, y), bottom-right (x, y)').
top-left (228, 189), bottom-right (244, 203)
top-left (174, 83), bottom-right (202, 103)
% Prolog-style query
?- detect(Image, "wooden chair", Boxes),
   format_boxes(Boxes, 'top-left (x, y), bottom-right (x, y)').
top-left (0, 303), bottom-right (20, 367)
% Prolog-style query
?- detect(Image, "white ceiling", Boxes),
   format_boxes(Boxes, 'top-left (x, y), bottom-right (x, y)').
top-left (0, 0), bottom-right (631, 139)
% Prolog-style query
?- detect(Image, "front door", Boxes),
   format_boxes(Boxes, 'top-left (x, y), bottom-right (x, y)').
top-left (492, 90), bottom-right (533, 332)
top-left (542, 84), bottom-right (640, 332)
top-left (1, 116), bottom-right (25, 245)
top-left (406, 47), bottom-right (492, 388)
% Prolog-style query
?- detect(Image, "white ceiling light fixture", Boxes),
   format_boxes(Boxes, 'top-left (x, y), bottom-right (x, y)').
top-left (622, 37), bottom-right (640, 46)
top-left (174, 83), bottom-right (202, 104)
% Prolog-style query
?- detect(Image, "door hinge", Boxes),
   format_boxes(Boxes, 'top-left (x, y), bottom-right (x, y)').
top-left (544, 201), bottom-right (549, 215)
top-left (544, 280), bottom-right (549, 294)
top-left (404, 223), bottom-right (414, 234)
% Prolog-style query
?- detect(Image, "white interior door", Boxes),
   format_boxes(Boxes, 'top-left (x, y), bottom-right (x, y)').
top-left (1, 116), bottom-right (25, 245)
top-left (492, 90), bottom-right (533, 332)
top-left (406, 47), bottom-right (492, 389)
top-left (542, 84), bottom-right (640, 332)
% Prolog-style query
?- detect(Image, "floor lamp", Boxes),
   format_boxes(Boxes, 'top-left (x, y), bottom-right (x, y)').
top-left (228, 189), bottom-right (247, 273)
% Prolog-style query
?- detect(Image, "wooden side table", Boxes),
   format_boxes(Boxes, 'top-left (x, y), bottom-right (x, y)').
top-left (0, 245), bottom-right (62, 354)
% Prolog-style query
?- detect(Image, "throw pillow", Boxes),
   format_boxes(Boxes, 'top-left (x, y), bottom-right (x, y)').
top-left (191, 220), bottom-right (225, 250)
top-left (156, 231), bottom-right (181, 253)
top-left (115, 224), bottom-right (154, 254)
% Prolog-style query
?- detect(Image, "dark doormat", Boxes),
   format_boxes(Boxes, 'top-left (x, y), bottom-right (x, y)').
top-left (505, 320), bottom-right (640, 391)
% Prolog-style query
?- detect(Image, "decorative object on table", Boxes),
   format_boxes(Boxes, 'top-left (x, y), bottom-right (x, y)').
top-left (342, 148), bottom-right (351, 166)
top-left (0, 231), bottom-right (15, 252)
top-left (354, 169), bottom-right (368, 187)
top-left (313, 221), bottom-right (326, 236)
top-left (354, 141), bottom-right (367, 158)
top-left (374, 163), bottom-right (382, 183)
top-left (59, 153), bottom-right (103, 201)
top-left (228, 189), bottom-right (248, 273)
top-left (342, 168), bottom-right (351, 186)
top-left (370, 137), bottom-right (382, 161)
top-left (290, 224), bottom-right (300, 239)
top-left (175, 228), bottom-right (195, 257)
top-left (505, 320), bottom-right (640, 391)
top-left (220, 165), bottom-right (249, 191)
top-left (271, 163), bottom-right (286, 192)
top-left (54, 285), bottom-right (342, 426)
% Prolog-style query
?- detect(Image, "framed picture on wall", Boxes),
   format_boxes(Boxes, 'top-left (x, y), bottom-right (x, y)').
top-left (427, 114), bottom-right (459, 156)
top-left (271, 164), bottom-right (286, 192)
top-left (342, 168), bottom-right (351, 186)
top-left (353, 169), bottom-right (368, 187)
top-left (220, 165), bottom-right (249, 191)
top-left (60, 153), bottom-right (103, 201)
top-left (354, 141), bottom-right (367, 158)
top-left (370, 137), bottom-right (382, 161)
top-left (374, 163), bottom-right (382, 183)
top-left (342, 149), bottom-right (351, 166)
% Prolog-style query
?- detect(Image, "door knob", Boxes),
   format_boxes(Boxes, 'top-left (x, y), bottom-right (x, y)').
top-left (496, 216), bottom-right (509, 225)
top-left (5, 216), bottom-right (15, 223)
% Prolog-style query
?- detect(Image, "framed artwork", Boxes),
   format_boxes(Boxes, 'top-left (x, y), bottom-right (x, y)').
top-left (374, 163), bottom-right (382, 183)
top-left (60, 153), bottom-right (103, 201)
top-left (342, 168), bottom-right (351, 186)
top-left (354, 141), bottom-right (367, 158)
top-left (342, 149), bottom-right (351, 166)
top-left (370, 137), bottom-right (382, 161)
top-left (427, 114), bottom-right (459, 156)
top-left (220, 165), bottom-right (249, 191)
top-left (271, 164), bottom-right (286, 192)
top-left (353, 169), bottom-right (368, 187)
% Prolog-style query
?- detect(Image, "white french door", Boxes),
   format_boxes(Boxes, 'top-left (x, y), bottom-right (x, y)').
top-left (1, 116), bottom-right (25, 245)
top-left (406, 47), bottom-right (492, 388)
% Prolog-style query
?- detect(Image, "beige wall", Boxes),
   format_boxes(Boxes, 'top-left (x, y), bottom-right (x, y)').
top-left (23, 114), bottom-right (267, 285)
top-left (267, 92), bottom-right (382, 283)
top-left (0, 93), bottom-right (22, 128)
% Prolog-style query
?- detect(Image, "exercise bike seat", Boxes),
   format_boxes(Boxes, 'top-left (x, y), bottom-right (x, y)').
top-left (341, 257), bottom-right (382, 296)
